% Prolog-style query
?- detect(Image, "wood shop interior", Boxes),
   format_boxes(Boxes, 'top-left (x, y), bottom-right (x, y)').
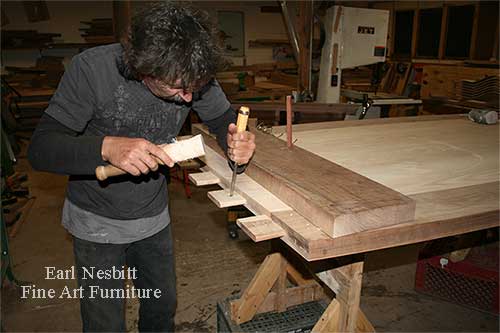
top-left (1, 1), bottom-right (499, 332)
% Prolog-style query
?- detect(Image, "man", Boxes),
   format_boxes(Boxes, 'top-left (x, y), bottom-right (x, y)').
top-left (28, 2), bottom-right (255, 332)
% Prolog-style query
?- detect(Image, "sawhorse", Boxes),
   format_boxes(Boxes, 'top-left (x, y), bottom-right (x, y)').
top-left (230, 251), bottom-right (375, 332)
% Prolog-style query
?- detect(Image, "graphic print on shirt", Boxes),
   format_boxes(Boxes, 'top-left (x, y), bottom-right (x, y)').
top-left (98, 84), bottom-right (190, 144)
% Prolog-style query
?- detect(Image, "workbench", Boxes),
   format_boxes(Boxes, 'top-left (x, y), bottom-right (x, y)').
top-left (191, 114), bottom-right (499, 332)
top-left (342, 89), bottom-right (422, 118)
top-left (230, 102), bottom-right (360, 125)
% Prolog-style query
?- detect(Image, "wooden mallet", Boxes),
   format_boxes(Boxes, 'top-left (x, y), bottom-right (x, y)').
top-left (95, 134), bottom-right (205, 181)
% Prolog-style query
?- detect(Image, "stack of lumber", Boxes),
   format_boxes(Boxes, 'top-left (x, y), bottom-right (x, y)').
top-left (217, 62), bottom-right (297, 102)
top-left (461, 76), bottom-right (499, 109)
top-left (216, 70), bottom-right (263, 96)
top-left (248, 39), bottom-right (291, 48)
top-left (35, 56), bottom-right (64, 71)
top-left (248, 39), bottom-right (322, 57)
top-left (36, 56), bottom-right (64, 87)
top-left (4, 56), bottom-right (64, 88)
top-left (249, 39), bottom-right (321, 49)
top-left (1, 30), bottom-right (61, 49)
top-left (80, 19), bottom-right (115, 44)
top-left (421, 65), bottom-right (500, 113)
top-left (421, 65), bottom-right (499, 99)
top-left (268, 71), bottom-right (297, 87)
top-left (2, 86), bottom-right (55, 130)
top-left (226, 61), bottom-right (297, 78)
top-left (341, 66), bottom-right (374, 92)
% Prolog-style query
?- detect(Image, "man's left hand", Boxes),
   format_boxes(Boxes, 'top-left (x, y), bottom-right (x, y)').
top-left (227, 123), bottom-right (256, 165)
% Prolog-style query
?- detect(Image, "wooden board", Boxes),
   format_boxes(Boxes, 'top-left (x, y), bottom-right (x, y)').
top-left (194, 116), bottom-right (499, 261)
top-left (11, 87), bottom-right (55, 97)
top-left (231, 102), bottom-right (359, 115)
top-left (195, 125), bottom-right (416, 238)
top-left (254, 81), bottom-right (293, 90)
top-left (272, 118), bottom-right (499, 196)
top-left (270, 116), bottom-right (499, 260)
top-left (188, 171), bottom-right (220, 186)
top-left (236, 215), bottom-right (285, 242)
top-left (273, 182), bottom-right (499, 261)
top-left (272, 211), bottom-right (332, 255)
top-left (271, 114), bottom-right (465, 134)
top-left (207, 190), bottom-right (246, 208)
top-left (230, 253), bottom-right (282, 324)
top-left (201, 146), bottom-right (292, 216)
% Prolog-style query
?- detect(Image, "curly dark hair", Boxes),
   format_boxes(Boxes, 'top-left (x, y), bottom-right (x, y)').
top-left (122, 1), bottom-right (224, 91)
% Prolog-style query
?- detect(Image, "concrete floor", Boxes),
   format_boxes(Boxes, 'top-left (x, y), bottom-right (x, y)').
top-left (2, 149), bottom-right (499, 332)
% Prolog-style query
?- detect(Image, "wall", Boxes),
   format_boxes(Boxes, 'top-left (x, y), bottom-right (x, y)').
top-left (194, 1), bottom-right (290, 66)
top-left (1, 1), bottom-right (113, 69)
top-left (2, 1), bottom-right (113, 42)
top-left (1, 1), bottom-right (290, 69)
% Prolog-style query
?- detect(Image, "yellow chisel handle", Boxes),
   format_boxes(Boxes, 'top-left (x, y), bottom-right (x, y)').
top-left (235, 106), bottom-right (250, 135)
top-left (229, 106), bottom-right (250, 196)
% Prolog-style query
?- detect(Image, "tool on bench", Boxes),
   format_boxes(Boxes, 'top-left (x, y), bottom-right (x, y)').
top-left (95, 134), bottom-right (206, 181)
top-left (229, 106), bottom-right (250, 197)
top-left (468, 109), bottom-right (498, 125)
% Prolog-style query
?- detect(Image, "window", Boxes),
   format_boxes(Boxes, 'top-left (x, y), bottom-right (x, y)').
top-left (474, 2), bottom-right (499, 60)
top-left (445, 5), bottom-right (475, 58)
top-left (393, 10), bottom-right (414, 57)
top-left (416, 8), bottom-right (442, 58)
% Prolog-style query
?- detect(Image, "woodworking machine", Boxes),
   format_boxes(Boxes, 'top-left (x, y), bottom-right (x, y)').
top-left (317, 6), bottom-right (389, 104)
top-left (316, 6), bottom-right (421, 118)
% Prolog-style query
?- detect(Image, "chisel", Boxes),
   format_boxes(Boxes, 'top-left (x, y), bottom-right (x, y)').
top-left (229, 106), bottom-right (250, 196)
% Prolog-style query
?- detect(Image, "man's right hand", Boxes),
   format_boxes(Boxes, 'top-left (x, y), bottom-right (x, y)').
top-left (101, 137), bottom-right (174, 176)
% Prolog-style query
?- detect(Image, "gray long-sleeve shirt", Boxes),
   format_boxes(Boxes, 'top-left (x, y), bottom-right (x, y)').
top-left (28, 43), bottom-right (237, 243)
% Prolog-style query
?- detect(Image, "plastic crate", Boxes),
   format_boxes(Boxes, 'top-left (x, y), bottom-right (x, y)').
top-left (217, 296), bottom-right (327, 333)
top-left (415, 240), bottom-right (499, 314)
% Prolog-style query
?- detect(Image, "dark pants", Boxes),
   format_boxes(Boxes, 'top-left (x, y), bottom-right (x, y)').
top-left (73, 225), bottom-right (176, 332)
